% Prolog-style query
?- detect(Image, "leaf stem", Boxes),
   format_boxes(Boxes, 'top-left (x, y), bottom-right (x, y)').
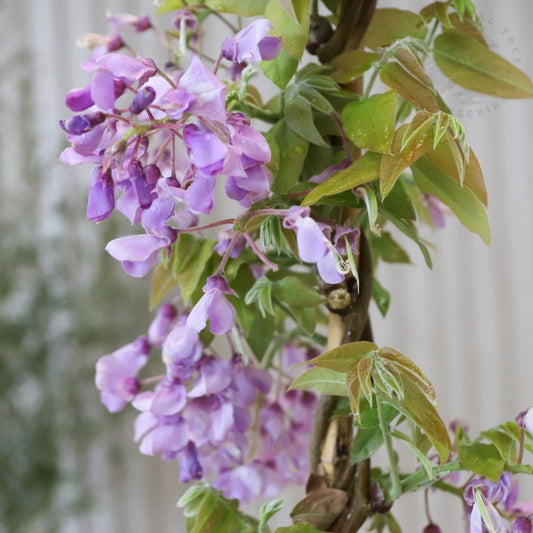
top-left (376, 393), bottom-right (401, 498)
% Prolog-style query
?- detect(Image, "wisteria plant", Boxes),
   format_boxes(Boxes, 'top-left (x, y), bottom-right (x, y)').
top-left (60, 1), bottom-right (533, 531)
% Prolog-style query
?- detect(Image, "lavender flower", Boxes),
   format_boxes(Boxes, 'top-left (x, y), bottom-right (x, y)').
top-left (187, 276), bottom-right (237, 335)
top-left (95, 336), bottom-right (151, 412)
top-left (221, 19), bottom-right (281, 64)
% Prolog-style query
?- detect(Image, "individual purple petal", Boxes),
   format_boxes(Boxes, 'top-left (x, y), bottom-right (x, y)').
top-left (233, 406), bottom-right (252, 432)
top-left (91, 54), bottom-right (157, 85)
top-left (317, 250), bottom-right (344, 284)
top-left (59, 111), bottom-right (105, 135)
top-left (258, 36), bottom-right (282, 60)
top-left (310, 159), bottom-right (350, 184)
top-left (162, 318), bottom-right (203, 369)
top-left (139, 418), bottom-right (188, 456)
top-left (524, 408), bottom-right (533, 434)
top-left (148, 303), bottom-right (177, 347)
top-left (87, 166), bottom-right (115, 222)
top-left (178, 55), bottom-right (226, 122)
top-left (173, 9), bottom-right (198, 34)
top-left (151, 379), bottom-right (187, 415)
top-left (212, 465), bottom-right (262, 502)
top-left (207, 292), bottom-right (237, 335)
top-left (229, 124), bottom-right (271, 165)
top-left (295, 216), bottom-right (328, 263)
top-left (59, 147), bottom-right (103, 166)
top-left (214, 228), bottom-right (246, 259)
top-left (184, 176), bottom-right (216, 214)
top-left (116, 182), bottom-right (142, 224)
top-left (188, 358), bottom-right (233, 398)
top-left (91, 68), bottom-right (116, 111)
top-left (424, 194), bottom-right (450, 228)
top-left (335, 226), bottom-right (360, 256)
top-left (105, 233), bottom-right (170, 277)
top-left (209, 402), bottom-right (234, 444)
top-left (178, 441), bottom-right (203, 482)
top-left (186, 292), bottom-right (213, 333)
top-left (141, 197), bottom-right (175, 232)
top-left (159, 87), bottom-right (195, 119)
top-left (183, 124), bottom-right (227, 176)
top-left (65, 85), bottom-right (95, 111)
top-left (134, 411), bottom-right (158, 441)
top-left (513, 517), bottom-right (533, 533)
top-left (107, 12), bottom-right (151, 33)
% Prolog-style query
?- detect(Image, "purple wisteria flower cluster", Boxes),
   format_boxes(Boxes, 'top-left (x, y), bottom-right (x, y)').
top-left (95, 303), bottom-right (317, 502)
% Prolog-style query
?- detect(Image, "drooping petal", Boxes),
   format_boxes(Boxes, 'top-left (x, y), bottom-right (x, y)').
top-left (317, 250), bottom-right (344, 284)
top-left (207, 292), bottom-right (236, 335)
top-left (186, 292), bottom-right (214, 333)
top-left (184, 176), bottom-right (216, 214)
top-left (295, 216), bottom-right (328, 263)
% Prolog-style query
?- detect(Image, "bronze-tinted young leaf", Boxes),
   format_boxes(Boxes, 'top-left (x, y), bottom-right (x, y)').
top-left (329, 50), bottom-right (380, 84)
top-left (291, 488), bottom-right (348, 530)
top-left (285, 96), bottom-right (329, 147)
top-left (380, 51), bottom-right (439, 113)
top-left (357, 356), bottom-right (374, 405)
top-left (420, 1), bottom-right (452, 28)
top-left (384, 375), bottom-right (451, 464)
top-left (426, 140), bottom-right (487, 205)
top-left (362, 8), bottom-right (428, 50)
top-left (341, 91), bottom-right (397, 153)
top-left (434, 31), bottom-right (533, 98)
top-left (205, 0), bottom-right (268, 15)
top-left (270, 119), bottom-right (309, 194)
top-left (289, 366), bottom-right (348, 396)
top-left (302, 151), bottom-right (381, 206)
top-left (412, 156), bottom-right (490, 243)
top-left (346, 361), bottom-right (362, 416)
top-left (306, 341), bottom-right (379, 372)
top-left (380, 113), bottom-right (434, 198)
top-left (457, 442), bottom-right (505, 483)
top-left (449, 12), bottom-right (488, 45)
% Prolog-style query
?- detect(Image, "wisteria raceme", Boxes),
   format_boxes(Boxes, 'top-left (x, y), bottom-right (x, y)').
top-left (93, 299), bottom-right (317, 502)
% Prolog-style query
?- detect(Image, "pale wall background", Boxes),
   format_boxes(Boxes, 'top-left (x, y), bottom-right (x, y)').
top-left (2, 0), bottom-right (533, 531)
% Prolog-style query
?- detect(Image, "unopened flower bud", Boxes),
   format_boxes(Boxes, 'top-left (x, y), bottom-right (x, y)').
top-left (129, 86), bottom-right (156, 114)
top-left (59, 111), bottom-right (105, 135)
top-left (107, 33), bottom-right (125, 52)
top-left (423, 524), bottom-right (442, 533)
top-left (65, 86), bottom-right (94, 111)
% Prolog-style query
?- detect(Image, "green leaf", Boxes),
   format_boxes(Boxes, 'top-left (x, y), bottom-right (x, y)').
top-left (245, 277), bottom-right (275, 317)
top-left (302, 151), bottom-right (382, 206)
top-left (370, 231), bottom-right (410, 263)
top-left (329, 50), bottom-right (380, 84)
top-left (363, 8), bottom-right (428, 50)
top-left (261, 50), bottom-right (299, 89)
top-left (380, 210), bottom-right (433, 268)
top-left (434, 31), bottom-right (533, 98)
top-left (351, 425), bottom-right (384, 463)
top-left (390, 429), bottom-right (434, 479)
top-left (288, 304), bottom-right (316, 334)
top-left (285, 96), bottom-right (328, 147)
top-left (341, 91), bottom-right (397, 153)
top-left (260, 499), bottom-right (284, 531)
top-left (173, 235), bottom-right (216, 303)
top-left (262, 0), bottom-right (310, 87)
top-left (475, 490), bottom-right (498, 533)
top-left (299, 85), bottom-right (334, 114)
top-left (381, 179), bottom-right (416, 220)
top-left (155, 0), bottom-right (195, 14)
top-left (306, 341), bottom-right (379, 372)
top-left (289, 366), bottom-right (348, 396)
top-left (227, 265), bottom-right (257, 336)
top-left (270, 119), bottom-right (309, 194)
top-left (205, 0), bottom-right (268, 15)
top-left (246, 312), bottom-right (275, 360)
top-left (372, 277), bottom-right (391, 317)
top-left (412, 157), bottom-right (490, 244)
top-left (457, 442), bottom-right (505, 483)
top-left (273, 276), bottom-right (324, 307)
top-left (150, 261), bottom-right (178, 310)
top-left (481, 428), bottom-right (517, 463)
top-left (177, 485), bottom-right (258, 533)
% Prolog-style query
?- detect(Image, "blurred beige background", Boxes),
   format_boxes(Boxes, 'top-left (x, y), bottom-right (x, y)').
top-left (2, 0), bottom-right (533, 531)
